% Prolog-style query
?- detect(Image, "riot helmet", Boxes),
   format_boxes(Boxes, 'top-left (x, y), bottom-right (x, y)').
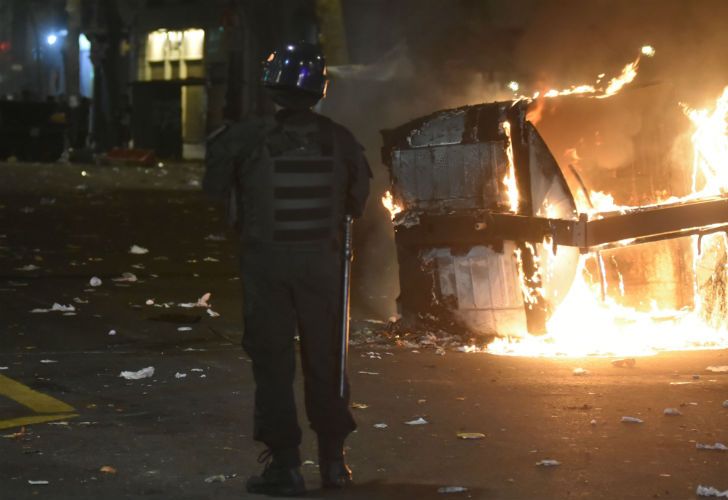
top-left (261, 42), bottom-right (328, 110)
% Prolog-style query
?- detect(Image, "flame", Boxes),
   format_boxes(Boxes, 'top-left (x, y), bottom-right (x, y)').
top-left (382, 190), bottom-right (403, 220)
top-left (485, 85), bottom-right (728, 358)
top-left (502, 121), bottom-right (520, 212)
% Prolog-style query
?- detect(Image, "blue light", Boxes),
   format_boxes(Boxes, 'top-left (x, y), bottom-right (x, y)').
top-left (46, 34), bottom-right (58, 46)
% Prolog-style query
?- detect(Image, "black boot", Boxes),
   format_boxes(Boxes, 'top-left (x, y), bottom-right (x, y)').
top-left (317, 435), bottom-right (353, 489)
top-left (320, 460), bottom-right (353, 489)
top-left (246, 449), bottom-right (306, 497)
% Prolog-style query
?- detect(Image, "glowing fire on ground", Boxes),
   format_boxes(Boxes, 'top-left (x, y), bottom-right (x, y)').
top-left (487, 86), bottom-right (728, 357)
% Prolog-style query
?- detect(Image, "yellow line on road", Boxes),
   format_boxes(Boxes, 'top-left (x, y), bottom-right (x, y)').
top-left (0, 413), bottom-right (79, 430)
top-left (0, 374), bottom-right (75, 413)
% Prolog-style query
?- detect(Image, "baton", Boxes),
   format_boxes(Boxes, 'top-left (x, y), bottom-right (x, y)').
top-left (339, 215), bottom-right (354, 398)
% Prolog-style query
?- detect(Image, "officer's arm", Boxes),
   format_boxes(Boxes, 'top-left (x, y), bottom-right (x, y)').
top-left (346, 144), bottom-right (372, 218)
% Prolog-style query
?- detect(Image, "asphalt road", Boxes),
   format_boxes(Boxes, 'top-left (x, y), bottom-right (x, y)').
top-left (1, 162), bottom-right (727, 500)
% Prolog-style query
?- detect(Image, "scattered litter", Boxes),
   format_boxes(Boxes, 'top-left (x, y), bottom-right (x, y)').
top-left (723, 401), bottom-right (728, 408)
top-left (108, 330), bottom-right (117, 336)
top-left (16, 264), bottom-right (40, 271)
top-left (100, 466), bottom-right (117, 474)
top-left (119, 367), bottom-right (155, 380)
top-left (457, 432), bottom-right (486, 440)
top-left (696, 485), bottom-right (728, 497)
top-left (203, 257), bottom-right (220, 262)
top-left (612, 358), bottom-right (636, 368)
top-left (374, 423), bottom-right (388, 429)
top-left (205, 234), bottom-right (226, 241)
top-left (112, 272), bottom-right (138, 283)
top-left (129, 245), bottom-right (149, 255)
top-left (0, 367), bottom-right (7, 371)
top-left (177, 327), bottom-right (192, 332)
top-left (693, 374), bottom-right (701, 380)
top-left (351, 402), bottom-right (368, 409)
top-left (302, 460), bottom-right (315, 466)
top-left (358, 371), bottom-right (379, 375)
top-left (145, 299), bottom-right (155, 305)
top-left (73, 297), bottom-right (89, 304)
top-left (590, 419), bottom-right (597, 426)
top-left (669, 381), bottom-right (692, 385)
top-left (438, 486), bottom-right (468, 494)
top-left (28, 480), bottom-right (49, 485)
top-left (191, 368), bottom-right (204, 372)
top-left (131, 264), bottom-right (145, 270)
top-left (3, 428), bottom-right (26, 439)
top-left (536, 459), bottom-right (561, 467)
top-left (696, 443), bottom-right (728, 451)
top-left (31, 303), bottom-right (76, 314)
top-left (572, 368), bottom-right (589, 376)
top-left (404, 417), bottom-right (429, 426)
top-left (89, 277), bottom-right (102, 287)
top-left (206, 309), bottom-right (220, 318)
top-left (621, 416), bottom-right (644, 424)
top-left (204, 475), bottom-right (227, 484)
top-left (706, 366), bottom-right (728, 373)
top-left (40, 360), bottom-right (58, 364)
top-left (663, 408), bottom-right (682, 416)
top-left (179, 292), bottom-right (211, 308)
top-left (175, 372), bottom-right (187, 379)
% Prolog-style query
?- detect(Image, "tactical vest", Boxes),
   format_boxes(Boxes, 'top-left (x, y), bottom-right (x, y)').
top-left (237, 115), bottom-right (348, 246)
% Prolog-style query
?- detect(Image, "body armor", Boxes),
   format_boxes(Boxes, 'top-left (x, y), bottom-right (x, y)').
top-left (238, 115), bottom-right (347, 245)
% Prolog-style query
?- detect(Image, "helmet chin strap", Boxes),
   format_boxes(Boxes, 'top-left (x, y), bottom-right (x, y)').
top-left (269, 88), bottom-right (322, 111)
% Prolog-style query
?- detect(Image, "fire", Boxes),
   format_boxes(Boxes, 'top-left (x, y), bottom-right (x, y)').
top-left (502, 121), bottom-right (520, 213)
top-left (382, 190), bottom-right (403, 220)
top-left (486, 85), bottom-right (728, 358)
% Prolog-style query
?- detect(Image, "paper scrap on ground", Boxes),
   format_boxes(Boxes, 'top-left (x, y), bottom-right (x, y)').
top-left (696, 443), bottom-right (728, 451)
top-left (31, 303), bottom-right (76, 313)
top-left (179, 292), bottom-right (211, 308)
top-left (129, 245), bottom-right (149, 255)
top-left (16, 264), bottom-right (40, 271)
top-left (175, 372), bottom-right (187, 379)
top-left (358, 371), bottom-right (379, 375)
top-left (119, 367), bottom-right (155, 380)
top-left (351, 402), bottom-right (368, 409)
top-left (374, 423), bottom-right (388, 429)
top-left (573, 368), bottom-right (589, 376)
top-left (204, 475), bottom-right (227, 484)
top-left (40, 360), bottom-right (58, 364)
top-left (663, 408), bottom-right (682, 416)
top-left (438, 486), bottom-right (468, 494)
top-left (108, 330), bottom-right (117, 336)
top-left (457, 432), bottom-right (486, 440)
top-left (536, 459), bottom-right (561, 467)
top-left (206, 309), bottom-right (220, 318)
top-left (89, 277), bottom-right (102, 287)
top-left (203, 257), bottom-right (220, 262)
top-left (405, 417), bottom-right (428, 426)
top-left (706, 366), bottom-right (728, 373)
top-left (697, 485), bottom-right (728, 497)
top-left (178, 327), bottom-right (192, 332)
top-left (28, 480), bottom-right (49, 485)
top-left (112, 272), bottom-right (138, 283)
top-left (100, 466), bottom-right (117, 474)
top-left (621, 416), bottom-right (643, 423)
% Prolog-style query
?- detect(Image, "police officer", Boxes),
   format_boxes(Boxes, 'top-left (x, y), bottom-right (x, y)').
top-left (203, 42), bottom-right (371, 496)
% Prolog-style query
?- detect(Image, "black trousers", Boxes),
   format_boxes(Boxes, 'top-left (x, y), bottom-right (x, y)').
top-left (240, 244), bottom-right (356, 466)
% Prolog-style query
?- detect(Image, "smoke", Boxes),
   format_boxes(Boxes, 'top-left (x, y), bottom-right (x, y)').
top-left (321, 0), bottom-right (728, 320)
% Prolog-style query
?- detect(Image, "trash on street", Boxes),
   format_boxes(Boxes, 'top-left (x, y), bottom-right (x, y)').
top-left (536, 459), bottom-right (561, 467)
top-left (374, 423), bottom-right (388, 429)
top-left (89, 277), bottom-right (102, 287)
top-left (621, 416), bottom-right (644, 423)
top-left (696, 485), bottom-right (728, 497)
top-left (112, 272), bottom-right (138, 283)
top-left (119, 367), bottom-right (155, 380)
top-left (438, 486), bottom-right (468, 493)
top-left (457, 432), bottom-right (486, 440)
top-left (696, 443), bottom-right (728, 451)
top-left (612, 358), bottom-right (636, 368)
top-left (663, 408), bottom-right (682, 416)
top-left (404, 417), bottom-right (429, 425)
top-left (573, 368), bottom-right (589, 376)
top-left (31, 303), bottom-right (75, 313)
top-left (706, 366), bottom-right (728, 373)
top-left (129, 245), bottom-right (149, 255)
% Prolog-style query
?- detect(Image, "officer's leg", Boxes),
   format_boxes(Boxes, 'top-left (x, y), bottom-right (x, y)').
top-left (241, 250), bottom-right (301, 467)
top-left (292, 250), bottom-right (356, 457)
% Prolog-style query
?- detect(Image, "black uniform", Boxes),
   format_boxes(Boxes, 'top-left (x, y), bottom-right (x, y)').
top-left (204, 108), bottom-right (371, 467)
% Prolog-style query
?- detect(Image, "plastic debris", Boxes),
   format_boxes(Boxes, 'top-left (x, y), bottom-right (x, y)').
top-left (663, 408), bottom-right (682, 416)
top-left (374, 423), bottom-right (388, 429)
top-left (0, 367), bottom-right (7, 371)
top-left (145, 299), bottom-right (155, 305)
top-left (612, 358), bottom-right (636, 368)
top-left (119, 367), bottom-right (155, 380)
top-left (404, 417), bottom-right (429, 425)
top-left (112, 272), bottom-right (138, 283)
top-left (204, 475), bottom-right (227, 484)
top-left (177, 327), bottom-right (192, 332)
top-left (351, 402), bottom-right (369, 409)
top-left (205, 234), bottom-right (226, 241)
top-left (206, 309), bottom-right (220, 318)
top-left (572, 368), bottom-right (589, 376)
top-left (175, 372), bottom-right (187, 379)
top-left (696, 443), bottom-right (728, 451)
top-left (16, 264), bottom-right (40, 271)
top-left (28, 480), bottom-right (49, 485)
top-left (358, 371), bottom-right (379, 375)
top-left (457, 432), bottom-right (486, 440)
top-left (100, 466), bottom-right (117, 474)
top-left (89, 277), bottom-right (102, 287)
top-left (536, 459), bottom-right (561, 467)
top-left (108, 330), bottom-right (117, 336)
top-left (179, 292), bottom-right (211, 308)
top-left (31, 303), bottom-right (76, 313)
top-left (203, 257), bottom-right (220, 262)
top-left (590, 419), bottom-right (597, 426)
top-left (438, 486), bottom-right (468, 494)
top-left (697, 485), bottom-right (728, 497)
top-left (621, 416), bottom-right (644, 424)
top-left (706, 366), bottom-right (728, 373)
top-left (40, 360), bottom-right (58, 364)
top-left (129, 245), bottom-right (149, 255)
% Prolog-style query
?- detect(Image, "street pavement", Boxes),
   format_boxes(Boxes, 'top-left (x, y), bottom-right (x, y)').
top-left (1, 162), bottom-right (728, 499)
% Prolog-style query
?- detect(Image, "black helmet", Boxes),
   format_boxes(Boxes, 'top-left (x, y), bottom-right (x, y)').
top-left (261, 42), bottom-right (328, 98)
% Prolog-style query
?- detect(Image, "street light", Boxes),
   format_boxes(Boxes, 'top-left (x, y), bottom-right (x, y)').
top-left (46, 34), bottom-right (58, 46)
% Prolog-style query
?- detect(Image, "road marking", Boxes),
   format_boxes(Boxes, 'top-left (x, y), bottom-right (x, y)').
top-left (0, 374), bottom-right (78, 429)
